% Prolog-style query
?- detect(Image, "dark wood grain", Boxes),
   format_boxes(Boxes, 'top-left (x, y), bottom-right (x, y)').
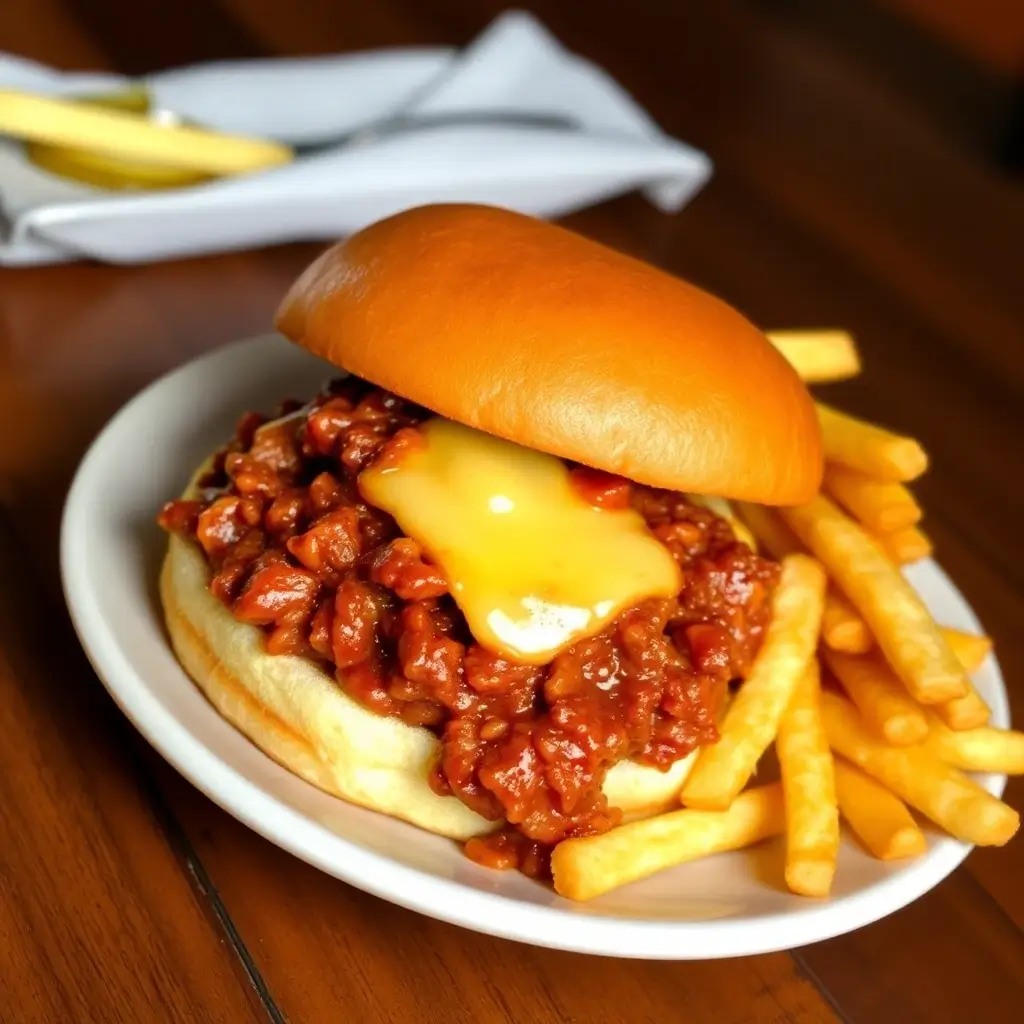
top-left (0, 0), bottom-right (1022, 1021)
top-left (154, 762), bottom-right (836, 1024)
top-left (65, 0), bottom-right (270, 72)
top-left (0, 512), bottom-right (271, 1023)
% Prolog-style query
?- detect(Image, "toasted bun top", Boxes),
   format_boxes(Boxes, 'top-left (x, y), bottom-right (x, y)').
top-left (276, 204), bottom-right (822, 503)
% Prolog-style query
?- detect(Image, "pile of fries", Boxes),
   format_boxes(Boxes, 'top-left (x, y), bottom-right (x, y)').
top-left (551, 330), bottom-right (1021, 902)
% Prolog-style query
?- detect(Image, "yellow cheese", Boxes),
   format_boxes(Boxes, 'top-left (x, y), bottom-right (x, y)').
top-left (359, 419), bottom-right (681, 663)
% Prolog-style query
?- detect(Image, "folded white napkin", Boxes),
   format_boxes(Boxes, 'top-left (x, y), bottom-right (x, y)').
top-left (0, 11), bottom-right (711, 265)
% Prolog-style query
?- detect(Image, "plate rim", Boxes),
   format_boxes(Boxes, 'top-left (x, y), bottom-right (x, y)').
top-left (59, 333), bottom-right (1010, 960)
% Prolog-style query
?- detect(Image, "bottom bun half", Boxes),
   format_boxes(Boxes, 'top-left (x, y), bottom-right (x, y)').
top-left (161, 519), bottom-right (698, 842)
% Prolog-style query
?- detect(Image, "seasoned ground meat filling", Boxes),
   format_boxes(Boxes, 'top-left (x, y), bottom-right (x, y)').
top-left (159, 378), bottom-right (779, 876)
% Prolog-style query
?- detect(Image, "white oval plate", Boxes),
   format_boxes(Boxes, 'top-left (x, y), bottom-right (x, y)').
top-left (61, 333), bottom-right (1009, 959)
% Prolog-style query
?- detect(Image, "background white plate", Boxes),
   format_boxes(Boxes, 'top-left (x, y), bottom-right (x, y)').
top-left (60, 333), bottom-right (1009, 959)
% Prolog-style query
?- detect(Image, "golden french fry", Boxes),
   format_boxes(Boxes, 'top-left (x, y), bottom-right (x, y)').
top-left (781, 495), bottom-right (968, 704)
top-left (738, 504), bottom-right (873, 656)
top-left (934, 687), bottom-right (991, 731)
top-left (766, 329), bottom-right (862, 383)
top-left (876, 525), bottom-right (933, 566)
top-left (821, 587), bottom-right (873, 654)
top-left (939, 627), bottom-right (993, 675)
top-left (821, 691), bottom-right (1019, 846)
top-left (936, 693), bottom-right (990, 732)
top-left (777, 661), bottom-right (839, 897)
top-left (736, 502), bottom-right (802, 560)
top-left (924, 716), bottom-right (1024, 775)
top-left (816, 404), bottom-right (928, 482)
top-left (738, 502), bottom-right (873, 657)
top-left (833, 759), bottom-right (927, 860)
top-left (823, 648), bottom-right (928, 745)
top-left (822, 465), bottom-right (922, 533)
top-left (931, 628), bottom-right (993, 730)
top-left (681, 555), bottom-right (827, 810)
top-left (551, 783), bottom-right (784, 901)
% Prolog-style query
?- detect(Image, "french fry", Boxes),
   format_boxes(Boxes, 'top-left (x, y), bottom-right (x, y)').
top-left (923, 716), bottom-right (1024, 775)
top-left (681, 555), bottom-right (827, 810)
top-left (738, 503), bottom-right (873, 655)
top-left (766, 329), bottom-right (861, 383)
top-left (736, 502), bottom-right (802, 560)
top-left (876, 525), bottom-right (933, 566)
top-left (931, 628), bottom-right (993, 729)
top-left (823, 465), bottom-right (923, 533)
top-left (816, 404), bottom-right (928, 482)
top-left (551, 783), bottom-right (785, 901)
top-left (935, 686), bottom-right (991, 731)
top-left (781, 495), bottom-right (968, 704)
top-left (833, 759), bottom-right (927, 860)
top-left (820, 691), bottom-right (1019, 846)
top-left (830, 612), bottom-right (984, 677)
top-left (939, 627), bottom-right (993, 674)
top-left (823, 648), bottom-right (928, 745)
top-left (777, 661), bottom-right (839, 896)
top-left (821, 587), bottom-right (873, 654)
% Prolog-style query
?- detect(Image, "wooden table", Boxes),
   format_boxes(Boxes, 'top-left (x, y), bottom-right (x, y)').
top-left (2, 2), bottom-right (1022, 1021)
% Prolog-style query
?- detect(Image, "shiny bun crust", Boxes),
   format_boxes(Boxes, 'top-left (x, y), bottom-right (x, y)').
top-left (161, 474), bottom-right (697, 839)
top-left (276, 204), bottom-right (822, 504)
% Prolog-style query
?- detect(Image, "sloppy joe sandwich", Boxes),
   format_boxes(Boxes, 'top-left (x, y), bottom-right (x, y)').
top-left (158, 203), bottom-right (822, 877)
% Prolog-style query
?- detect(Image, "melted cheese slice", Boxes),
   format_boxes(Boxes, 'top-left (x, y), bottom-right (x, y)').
top-left (359, 419), bottom-right (681, 663)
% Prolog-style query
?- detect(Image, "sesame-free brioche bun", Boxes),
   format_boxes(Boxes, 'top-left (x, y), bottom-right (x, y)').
top-left (161, 471), bottom-right (698, 839)
top-left (276, 204), bottom-right (822, 504)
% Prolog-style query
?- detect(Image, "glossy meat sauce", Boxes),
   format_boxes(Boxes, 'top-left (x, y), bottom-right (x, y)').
top-left (159, 379), bottom-right (779, 875)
